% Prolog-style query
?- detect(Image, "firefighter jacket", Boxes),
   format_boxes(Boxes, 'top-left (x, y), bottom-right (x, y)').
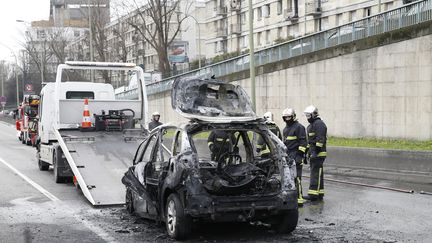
top-left (207, 130), bottom-right (236, 154)
top-left (283, 120), bottom-right (307, 154)
top-left (148, 120), bottom-right (163, 130)
top-left (307, 118), bottom-right (327, 158)
top-left (257, 122), bottom-right (282, 155)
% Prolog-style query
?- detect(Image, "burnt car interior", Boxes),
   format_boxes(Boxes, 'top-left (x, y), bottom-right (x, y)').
top-left (191, 128), bottom-right (282, 196)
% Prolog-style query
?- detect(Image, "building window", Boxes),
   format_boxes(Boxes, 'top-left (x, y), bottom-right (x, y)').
top-left (336, 13), bottom-right (343, 26)
top-left (74, 31), bottom-right (80, 37)
top-left (242, 35), bottom-right (248, 48)
top-left (277, 27), bottom-right (283, 38)
top-left (385, 2), bottom-right (393, 11)
top-left (364, 7), bottom-right (372, 17)
top-left (241, 12), bottom-right (246, 25)
top-left (37, 30), bottom-right (46, 39)
top-left (257, 7), bottom-right (262, 20)
top-left (277, 0), bottom-right (282, 15)
top-left (263, 5), bottom-right (270, 18)
top-left (266, 30), bottom-right (271, 44)
top-left (214, 42), bottom-right (218, 53)
top-left (321, 17), bottom-right (329, 30)
top-left (257, 32), bottom-right (262, 45)
top-left (349, 10), bottom-right (356, 22)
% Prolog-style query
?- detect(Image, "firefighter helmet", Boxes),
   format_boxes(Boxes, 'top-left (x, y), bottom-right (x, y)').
top-left (282, 108), bottom-right (296, 120)
top-left (263, 111), bottom-right (274, 122)
top-left (152, 111), bottom-right (160, 117)
top-left (304, 105), bottom-right (319, 119)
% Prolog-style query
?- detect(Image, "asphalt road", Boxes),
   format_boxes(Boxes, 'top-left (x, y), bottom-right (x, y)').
top-left (1, 119), bottom-right (432, 242)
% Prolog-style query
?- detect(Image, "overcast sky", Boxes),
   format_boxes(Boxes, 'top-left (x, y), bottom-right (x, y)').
top-left (0, 1), bottom-right (50, 62)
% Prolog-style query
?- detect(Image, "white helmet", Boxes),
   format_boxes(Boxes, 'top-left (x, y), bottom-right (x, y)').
top-left (282, 108), bottom-right (296, 122)
top-left (263, 111), bottom-right (273, 122)
top-left (152, 111), bottom-right (160, 117)
top-left (304, 105), bottom-right (319, 119)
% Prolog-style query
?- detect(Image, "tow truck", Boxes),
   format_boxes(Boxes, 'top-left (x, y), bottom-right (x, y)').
top-left (16, 94), bottom-right (40, 146)
top-left (36, 61), bottom-right (148, 206)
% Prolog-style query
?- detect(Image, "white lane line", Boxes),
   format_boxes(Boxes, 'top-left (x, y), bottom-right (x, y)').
top-left (0, 156), bottom-right (118, 243)
top-left (0, 157), bottom-right (60, 202)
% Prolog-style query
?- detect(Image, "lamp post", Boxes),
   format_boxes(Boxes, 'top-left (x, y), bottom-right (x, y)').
top-left (177, 12), bottom-right (202, 69)
top-left (248, 0), bottom-right (256, 111)
top-left (0, 42), bottom-right (21, 106)
top-left (88, 0), bottom-right (95, 82)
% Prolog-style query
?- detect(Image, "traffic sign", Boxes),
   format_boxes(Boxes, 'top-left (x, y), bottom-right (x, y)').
top-left (25, 84), bottom-right (34, 92)
top-left (0, 96), bottom-right (6, 107)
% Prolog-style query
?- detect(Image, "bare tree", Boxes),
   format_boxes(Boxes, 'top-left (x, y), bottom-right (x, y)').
top-left (47, 28), bottom-right (70, 65)
top-left (120, 0), bottom-right (191, 74)
top-left (21, 30), bottom-right (52, 83)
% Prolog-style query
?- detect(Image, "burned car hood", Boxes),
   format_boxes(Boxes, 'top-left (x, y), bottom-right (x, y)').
top-left (171, 78), bottom-right (257, 122)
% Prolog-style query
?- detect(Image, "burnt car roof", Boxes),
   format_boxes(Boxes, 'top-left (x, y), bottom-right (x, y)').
top-left (171, 78), bottom-right (257, 123)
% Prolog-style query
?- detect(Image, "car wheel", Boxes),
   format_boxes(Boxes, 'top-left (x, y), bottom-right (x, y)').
top-left (53, 149), bottom-right (66, 183)
top-left (273, 209), bottom-right (298, 233)
top-left (165, 193), bottom-right (192, 240)
top-left (125, 188), bottom-right (134, 214)
top-left (38, 159), bottom-right (49, 171)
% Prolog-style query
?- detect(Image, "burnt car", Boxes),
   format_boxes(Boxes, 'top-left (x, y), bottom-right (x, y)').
top-left (122, 78), bottom-right (298, 240)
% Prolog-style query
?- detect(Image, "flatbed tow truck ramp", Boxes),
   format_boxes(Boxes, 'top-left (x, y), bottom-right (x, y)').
top-left (37, 61), bottom-right (148, 206)
top-left (57, 130), bottom-right (144, 205)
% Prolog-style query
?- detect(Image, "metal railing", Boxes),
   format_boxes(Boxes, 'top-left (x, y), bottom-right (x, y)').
top-left (122, 0), bottom-right (432, 98)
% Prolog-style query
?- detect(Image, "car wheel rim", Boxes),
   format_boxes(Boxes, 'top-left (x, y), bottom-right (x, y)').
top-left (167, 200), bottom-right (176, 235)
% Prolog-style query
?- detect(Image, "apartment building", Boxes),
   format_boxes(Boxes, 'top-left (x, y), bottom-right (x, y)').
top-left (203, 0), bottom-right (405, 58)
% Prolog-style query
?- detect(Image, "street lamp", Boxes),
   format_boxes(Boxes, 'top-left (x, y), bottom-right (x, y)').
top-left (0, 42), bottom-right (21, 106)
top-left (248, 0), bottom-right (256, 111)
top-left (16, 19), bottom-right (45, 85)
top-left (177, 12), bottom-right (202, 69)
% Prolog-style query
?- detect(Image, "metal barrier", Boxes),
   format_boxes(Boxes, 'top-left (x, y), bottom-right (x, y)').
top-left (119, 0), bottom-right (432, 98)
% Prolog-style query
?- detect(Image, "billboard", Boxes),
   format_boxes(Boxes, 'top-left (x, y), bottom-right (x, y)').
top-left (168, 41), bottom-right (189, 63)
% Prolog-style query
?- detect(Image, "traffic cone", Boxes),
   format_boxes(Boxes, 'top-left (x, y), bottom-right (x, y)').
top-left (80, 99), bottom-right (93, 131)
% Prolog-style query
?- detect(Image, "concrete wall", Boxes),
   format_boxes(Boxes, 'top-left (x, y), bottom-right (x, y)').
top-left (148, 24), bottom-right (432, 140)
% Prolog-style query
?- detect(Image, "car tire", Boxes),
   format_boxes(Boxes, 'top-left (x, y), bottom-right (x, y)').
top-left (165, 193), bottom-right (192, 240)
top-left (273, 209), bottom-right (298, 234)
top-left (53, 149), bottom-right (66, 183)
top-left (38, 159), bottom-right (49, 171)
top-left (125, 188), bottom-right (135, 214)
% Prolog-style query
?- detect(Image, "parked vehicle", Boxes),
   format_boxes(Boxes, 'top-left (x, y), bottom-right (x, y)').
top-left (122, 78), bottom-right (298, 240)
top-left (16, 95), bottom-right (40, 146)
top-left (36, 61), bottom-right (148, 206)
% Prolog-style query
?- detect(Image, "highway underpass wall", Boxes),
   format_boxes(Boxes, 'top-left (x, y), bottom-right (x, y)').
top-left (148, 22), bottom-right (432, 140)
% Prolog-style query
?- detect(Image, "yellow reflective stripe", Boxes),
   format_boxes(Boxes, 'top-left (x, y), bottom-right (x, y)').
top-left (317, 168), bottom-right (322, 193)
top-left (298, 146), bottom-right (306, 153)
top-left (308, 132), bottom-right (315, 136)
top-left (308, 190), bottom-right (319, 195)
top-left (208, 142), bottom-right (214, 146)
top-left (298, 198), bottom-right (306, 204)
top-left (307, 144), bottom-right (310, 148)
top-left (316, 142), bottom-right (323, 147)
top-left (286, 136), bottom-right (297, 140)
top-left (260, 147), bottom-right (270, 155)
top-left (216, 138), bottom-right (224, 141)
top-left (318, 152), bottom-right (327, 157)
top-left (319, 190), bottom-right (325, 195)
top-left (256, 144), bottom-right (265, 149)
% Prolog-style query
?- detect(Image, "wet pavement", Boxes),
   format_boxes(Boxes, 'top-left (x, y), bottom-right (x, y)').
top-left (1, 121), bottom-right (432, 242)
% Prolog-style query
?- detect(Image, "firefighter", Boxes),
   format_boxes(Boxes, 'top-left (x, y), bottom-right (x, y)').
top-left (148, 112), bottom-right (163, 130)
top-left (304, 105), bottom-right (327, 201)
top-left (256, 112), bottom-right (282, 156)
top-left (208, 130), bottom-right (236, 162)
top-left (282, 108), bottom-right (307, 206)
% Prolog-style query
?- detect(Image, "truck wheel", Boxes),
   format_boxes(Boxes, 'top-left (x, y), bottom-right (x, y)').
top-left (125, 188), bottom-right (135, 214)
top-left (165, 193), bottom-right (192, 240)
top-left (38, 159), bottom-right (49, 171)
top-left (273, 209), bottom-right (298, 234)
top-left (53, 149), bottom-right (67, 183)
top-left (26, 138), bottom-right (32, 146)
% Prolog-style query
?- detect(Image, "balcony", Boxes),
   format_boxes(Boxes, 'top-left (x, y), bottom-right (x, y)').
top-left (305, 0), bottom-right (322, 17)
top-left (284, 8), bottom-right (299, 21)
top-left (216, 27), bottom-right (228, 38)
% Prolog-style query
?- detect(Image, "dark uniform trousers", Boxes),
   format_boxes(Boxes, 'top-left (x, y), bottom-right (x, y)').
top-left (288, 150), bottom-right (305, 203)
top-left (308, 157), bottom-right (325, 198)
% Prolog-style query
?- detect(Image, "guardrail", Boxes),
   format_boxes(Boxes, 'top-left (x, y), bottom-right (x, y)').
top-left (121, 0), bottom-right (432, 97)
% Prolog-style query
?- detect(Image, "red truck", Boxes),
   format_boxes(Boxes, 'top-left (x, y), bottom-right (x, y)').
top-left (16, 95), bottom-right (40, 146)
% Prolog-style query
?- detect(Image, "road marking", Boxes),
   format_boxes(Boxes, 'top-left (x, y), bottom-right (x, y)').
top-left (0, 157), bottom-right (60, 202)
top-left (0, 156), bottom-right (118, 243)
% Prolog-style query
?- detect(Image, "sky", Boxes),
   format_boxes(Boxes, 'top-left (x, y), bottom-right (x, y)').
top-left (0, 0), bottom-right (50, 62)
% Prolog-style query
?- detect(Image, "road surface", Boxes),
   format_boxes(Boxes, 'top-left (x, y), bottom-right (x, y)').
top-left (0, 120), bottom-right (431, 242)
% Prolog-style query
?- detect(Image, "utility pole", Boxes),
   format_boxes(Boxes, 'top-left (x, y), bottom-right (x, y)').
top-left (248, 0), bottom-right (256, 111)
top-left (88, 0), bottom-right (95, 82)
top-left (15, 66), bottom-right (19, 106)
